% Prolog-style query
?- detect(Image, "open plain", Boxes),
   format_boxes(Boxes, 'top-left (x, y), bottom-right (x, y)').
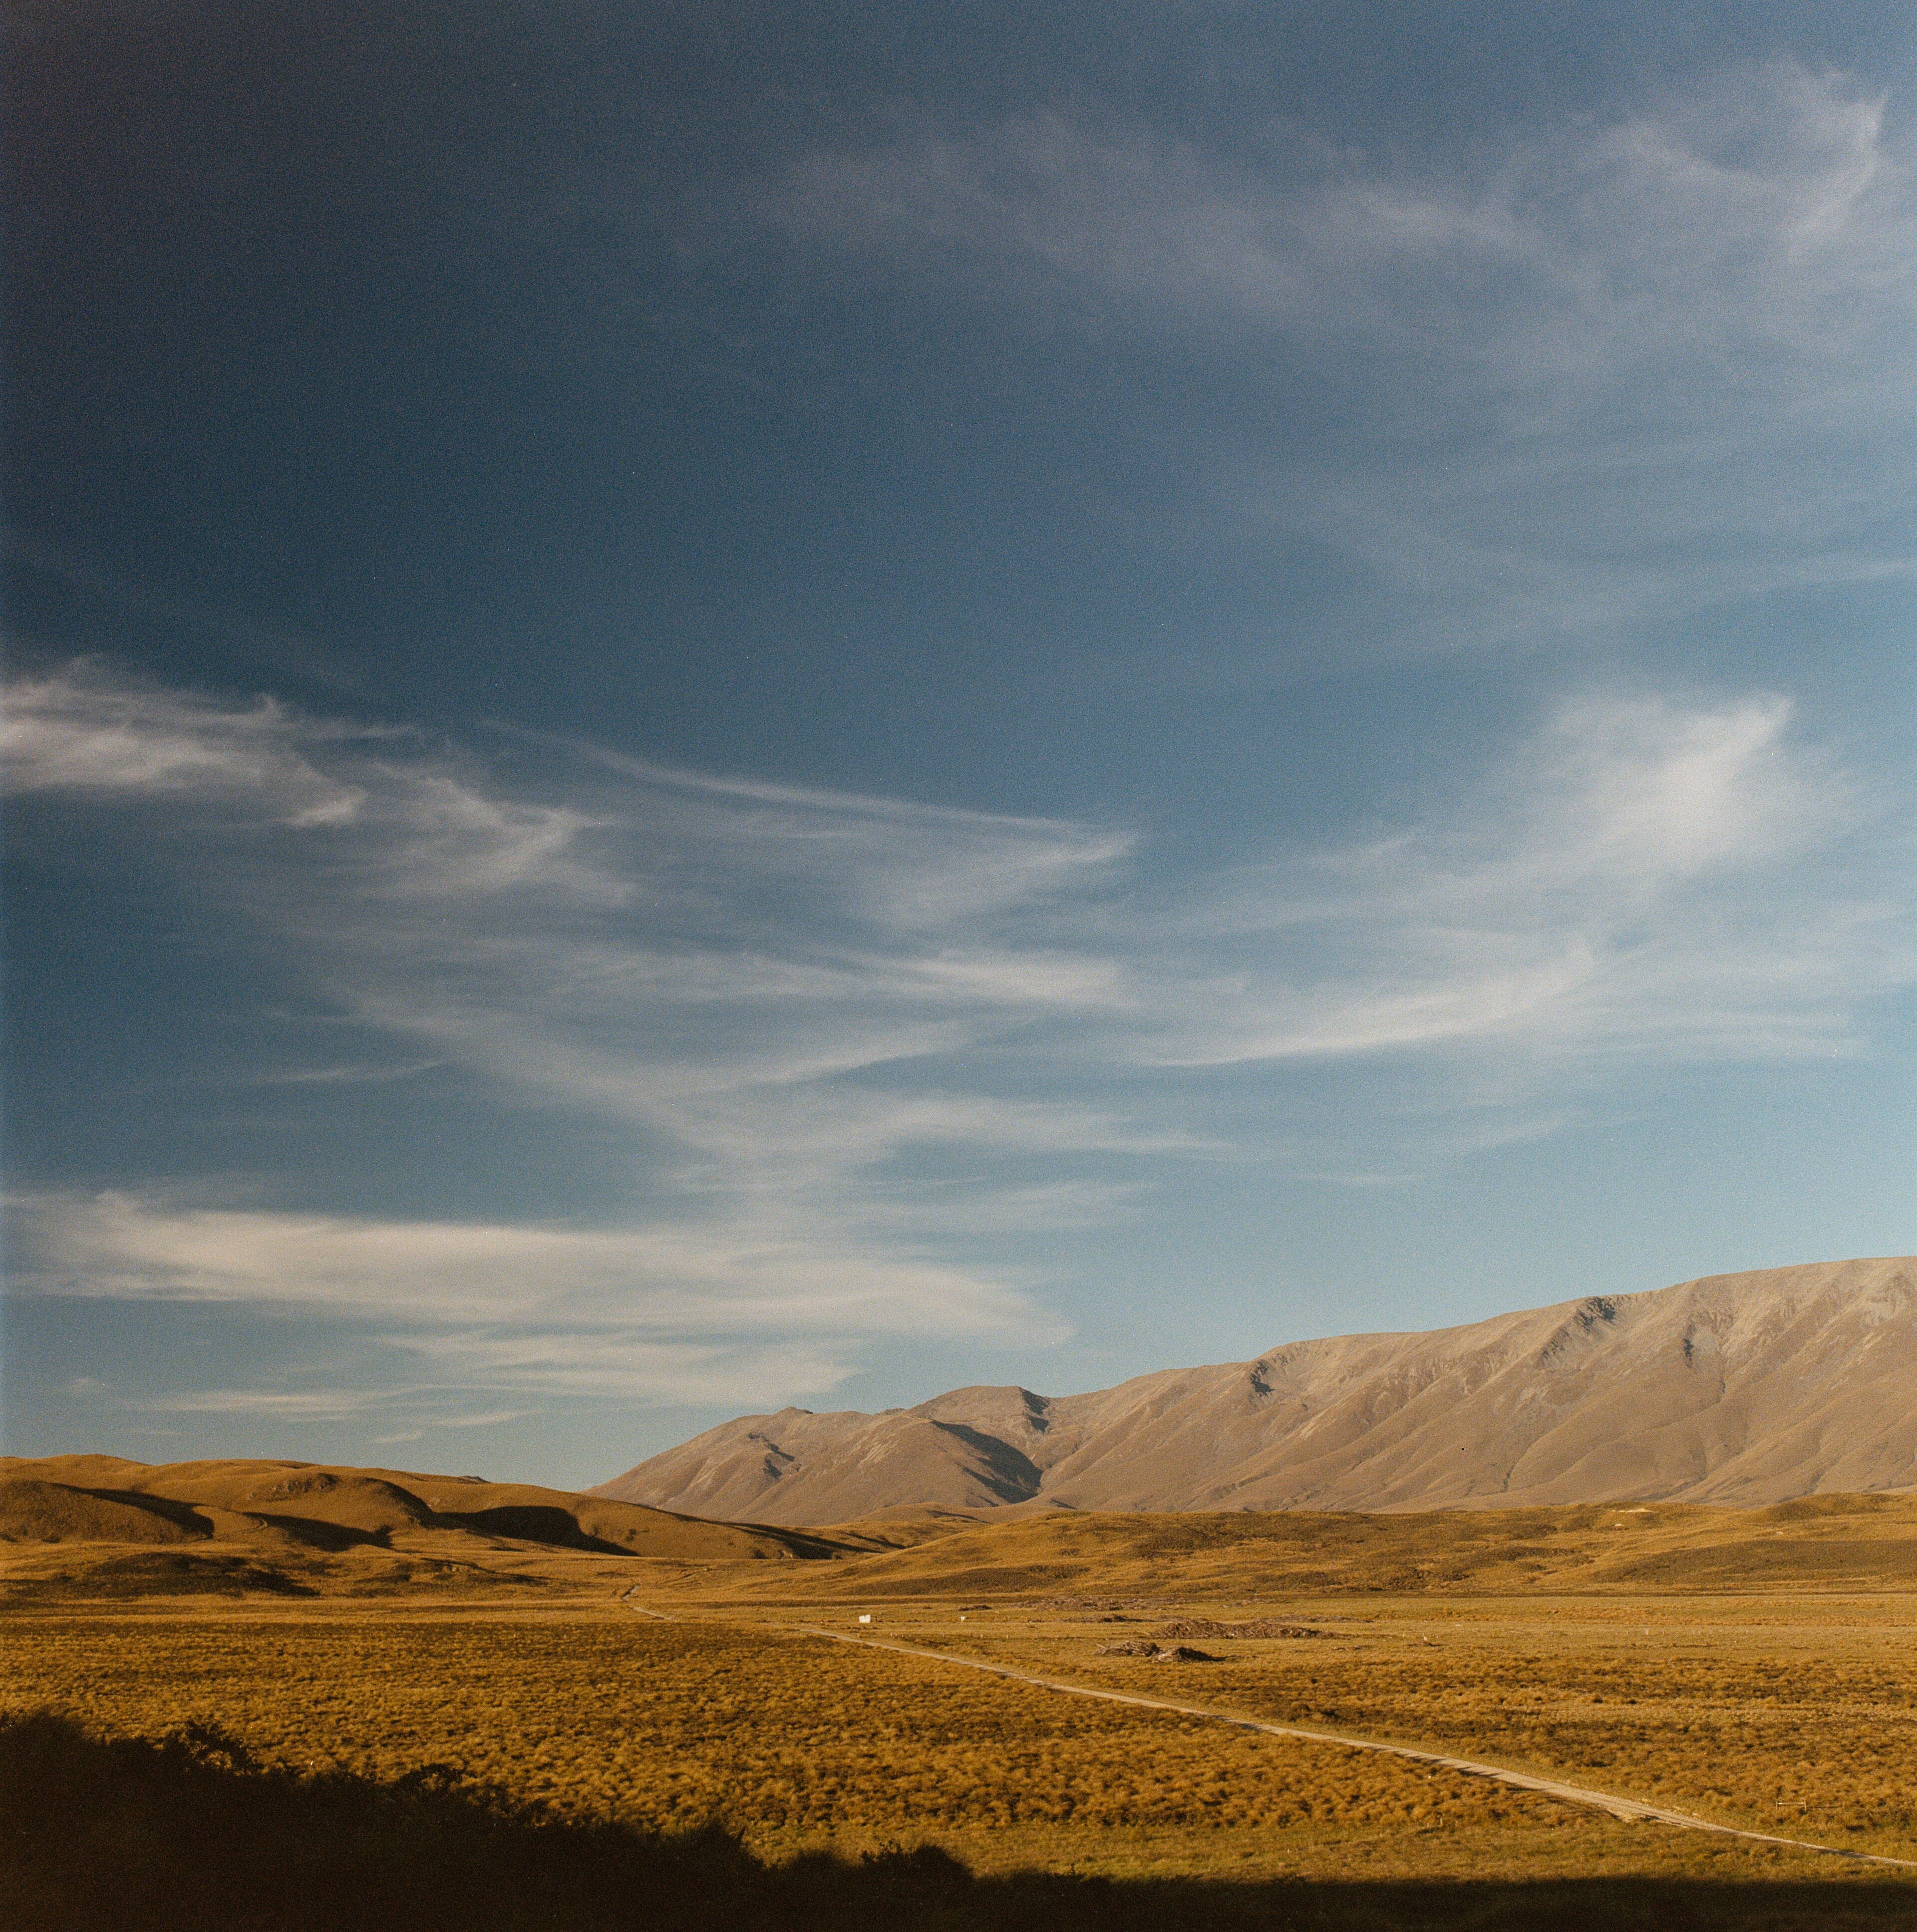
top-left (4, 1457), bottom-right (1916, 1927)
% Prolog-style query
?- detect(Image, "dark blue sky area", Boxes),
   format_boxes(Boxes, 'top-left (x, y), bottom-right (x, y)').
top-left (12, 3), bottom-right (1910, 777)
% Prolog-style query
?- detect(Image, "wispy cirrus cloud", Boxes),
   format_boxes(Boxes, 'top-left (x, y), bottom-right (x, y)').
top-left (5, 1190), bottom-right (1053, 1340)
top-left (0, 666), bottom-right (376, 821)
top-left (129, 1387), bottom-right (394, 1420)
top-left (765, 60), bottom-right (1917, 652)
top-left (3, 660), bottom-right (1910, 1408)
top-left (4, 1184), bottom-right (1062, 1408)
top-left (771, 60), bottom-right (1917, 376)
top-left (1160, 692), bottom-right (1903, 1066)
top-left (118, 1385), bottom-right (534, 1433)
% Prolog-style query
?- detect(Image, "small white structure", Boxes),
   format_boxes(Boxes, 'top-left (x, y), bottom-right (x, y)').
top-left (857, 1612), bottom-right (873, 1624)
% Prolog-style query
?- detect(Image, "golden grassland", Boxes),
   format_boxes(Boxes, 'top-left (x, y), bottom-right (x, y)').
top-left (761, 1492), bottom-right (1917, 1600)
top-left (783, 1597), bottom-right (1917, 1861)
top-left (4, 1468), bottom-right (1916, 1906)
top-left (4, 1591), bottom-right (1913, 1887)
top-left (5, 1604), bottom-right (1602, 1877)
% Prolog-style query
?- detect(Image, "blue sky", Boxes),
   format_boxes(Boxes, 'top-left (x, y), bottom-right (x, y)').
top-left (4, 1), bottom-right (1913, 1486)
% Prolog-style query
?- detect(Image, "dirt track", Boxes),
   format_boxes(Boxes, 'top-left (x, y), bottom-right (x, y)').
top-left (784, 1621), bottom-right (1917, 1873)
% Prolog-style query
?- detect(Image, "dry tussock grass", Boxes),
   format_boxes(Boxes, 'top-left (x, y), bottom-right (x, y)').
top-left (12, 1709), bottom-right (1917, 1932)
top-left (736, 1495), bottom-right (1917, 1604)
top-left (940, 1604), bottom-right (1917, 1862)
top-left (7, 1490), bottom-right (1916, 1892)
top-left (1262, 1641), bottom-right (1917, 1848)
top-left (6, 1611), bottom-right (1577, 1844)
top-left (11, 1598), bottom-right (1917, 1896)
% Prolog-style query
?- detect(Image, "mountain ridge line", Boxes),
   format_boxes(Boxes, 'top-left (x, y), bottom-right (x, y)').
top-left (594, 1257), bottom-right (1917, 1524)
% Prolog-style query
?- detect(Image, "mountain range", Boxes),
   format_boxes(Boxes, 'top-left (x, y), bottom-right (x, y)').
top-left (595, 1258), bottom-right (1917, 1525)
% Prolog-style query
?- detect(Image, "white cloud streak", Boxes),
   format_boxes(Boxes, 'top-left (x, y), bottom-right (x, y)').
top-left (5, 1191), bottom-right (1050, 1340)
top-left (131, 1388), bottom-right (392, 1419)
top-left (1160, 693), bottom-right (1901, 1065)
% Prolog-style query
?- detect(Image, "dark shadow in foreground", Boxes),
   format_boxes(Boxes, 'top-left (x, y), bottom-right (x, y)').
top-left (2, 1712), bottom-right (1912, 1932)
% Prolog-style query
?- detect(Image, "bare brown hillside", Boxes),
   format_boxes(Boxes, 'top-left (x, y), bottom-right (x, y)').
top-left (595, 1258), bottom-right (1917, 1525)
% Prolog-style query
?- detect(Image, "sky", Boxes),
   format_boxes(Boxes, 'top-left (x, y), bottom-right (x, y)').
top-left (3, 0), bottom-right (1914, 1489)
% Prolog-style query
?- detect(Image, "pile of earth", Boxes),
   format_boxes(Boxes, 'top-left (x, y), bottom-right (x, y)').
top-left (1094, 1640), bottom-right (1217, 1663)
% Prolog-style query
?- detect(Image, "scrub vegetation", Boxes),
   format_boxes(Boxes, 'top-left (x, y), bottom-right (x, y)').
top-left (6, 1610), bottom-right (1586, 1852)
top-left (10, 1710), bottom-right (1914, 1932)
top-left (4, 1470), bottom-right (1916, 1926)
top-left (915, 1604), bottom-right (1917, 1855)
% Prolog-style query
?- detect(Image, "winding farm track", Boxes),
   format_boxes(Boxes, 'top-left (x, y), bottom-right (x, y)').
top-left (619, 1597), bottom-right (1917, 1873)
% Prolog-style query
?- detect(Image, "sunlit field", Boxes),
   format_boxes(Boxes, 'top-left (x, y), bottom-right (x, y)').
top-left (6, 1480), bottom-right (1917, 1927)
top-left (8, 1605), bottom-right (1604, 1879)
top-left (819, 1596), bottom-right (1917, 1862)
top-left (8, 1590), bottom-right (1916, 1886)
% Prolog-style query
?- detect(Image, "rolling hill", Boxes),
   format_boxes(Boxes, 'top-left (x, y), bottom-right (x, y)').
top-left (0, 1454), bottom-right (843, 1597)
top-left (595, 1257), bottom-right (1917, 1524)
